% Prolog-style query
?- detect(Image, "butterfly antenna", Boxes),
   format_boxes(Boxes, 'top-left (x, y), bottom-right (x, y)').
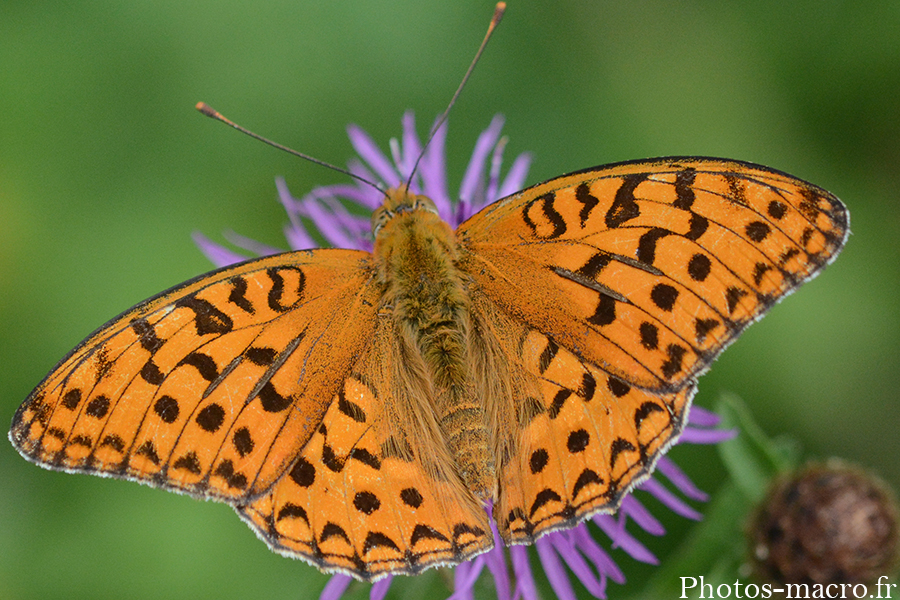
top-left (195, 102), bottom-right (386, 195)
top-left (404, 2), bottom-right (506, 192)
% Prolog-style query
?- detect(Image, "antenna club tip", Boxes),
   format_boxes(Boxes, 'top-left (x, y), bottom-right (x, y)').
top-left (195, 102), bottom-right (218, 118)
top-left (494, 2), bottom-right (506, 20)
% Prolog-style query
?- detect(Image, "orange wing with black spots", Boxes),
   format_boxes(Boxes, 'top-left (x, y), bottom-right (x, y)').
top-left (457, 157), bottom-right (848, 540)
top-left (237, 316), bottom-right (492, 581)
top-left (459, 157), bottom-right (848, 392)
top-left (10, 249), bottom-right (380, 503)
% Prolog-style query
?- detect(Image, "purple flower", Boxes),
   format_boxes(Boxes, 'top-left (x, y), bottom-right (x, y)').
top-left (194, 113), bottom-right (736, 600)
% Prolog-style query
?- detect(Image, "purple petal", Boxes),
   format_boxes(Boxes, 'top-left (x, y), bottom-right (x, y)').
top-left (370, 575), bottom-right (392, 600)
top-left (191, 232), bottom-right (249, 268)
top-left (619, 495), bottom-right (665, 536)
top-left (458, 115), bottom-right (505, 211)
top-left (679, 426), bottom-right (738, 445)
top-left (687, 405), bottom-right (722, 427)
top-left (319, 574), bottom-right (351, 600)
top-left (276, 178), bottom-right (319, 249)
top-left (639, 478), bottom-right (704, 521)
top-left (316, 194), bottom-right (372, 244)
top-left (535, 537), bottom-right (577, 600)
top-left (592, 514), bottom-right (658, 566)
top-left (571, 525), bottom-right (626, 584)
top-left (655, 456), bottom-right (709, 502)
top-left (346, 161), bottom-right (386, 209)
top-left (420, 117), bottom-right (451, 216)
top-left (497, 152), bottom-right (532, 199)
top-left (485, 515), bottom-right (511, 600)
top-left (399, 111), bottom-right (422, 181)
top-left (510, 545), bottom-right (538, 600)
top-left (548, 532), bottom-right (608, 599)
top-left (283, 223), bottom-right (318, 252)
top-left (317, 183), bottom-right (379, 209)
top-left (347, 124), bottom-right (401, 187)
top-left (222, 230), bottom-right (283, 257)
top-left (296, 191), bottom-right (361, 249)
top-left (449, 557), bottom-right (486, 600)
top-left (484, 136), bottom-right (507, 208)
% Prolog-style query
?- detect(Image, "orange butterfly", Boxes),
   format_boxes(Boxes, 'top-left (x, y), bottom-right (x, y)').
top-left (10, 145), bottom-right (847, 582)
top-left (9, 1), bottom-right (849, 584)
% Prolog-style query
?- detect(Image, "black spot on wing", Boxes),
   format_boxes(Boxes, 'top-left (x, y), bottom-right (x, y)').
top-left (639, 322), bottom-right (659, 350)
top-left (277, 503), bottom-right (309, 524)
top-left (637, 228), bottom-right (671, 266)
top-left (196, 403), bottom-right (225, 432)
top-left (547, 390), bottom-right (571, 420)
top-left (61, 389), bottom-right (82, 410)
top-left (575, 252), bottom-right (612, 280)
top-left (608, 437), bottom-right (637, 471)
top-left (400, 487), bottom-right (423, 508)
top-left (179, 352), bottom-right (220, 382)
top-left (745, 221), bottom-right (771, 243)
top-left (607, 376), bottom-right (631, 398)
top-left (153, 396), bottom-right (180, 424)
top-left (353, 491), bottom-right (381, 515)
top-left (522, 193), bottom-right (567, 239)
top-left (337, 389), bottom-right (367, 423)
top-left (673, 167), bottom-right (697, 209)
top-left (411, 524), bottom-right (449, 546)
top-left (572, 468), bottom-right (603, 498)
top-left (686, 212), bottom-right (709, 241)
top-left (538, 338), bottom-right (559, 374)
top-left (587, 295), bottom-right (616, 326)
top-left (131, 318), bottom-right (164, 353)
top-left (605, 174), bottom-right (644, 228)
top-left (661, 344), bottom-right (688, 379)
top-left (173, 451), bottom-right (202, 474)
top-left (574, 182), bottom-right (600, 226)
top-left (688, 253), bottom-right (712, 282)
top-left (530, 448), bottom-right (549, 474)
top-left (363, 531), bottom-right (399, 554)
top-left (289, 457), bottom-right (316, 487)
top-left (650, 284), bottom-right (679, 312)
top-left (175, 296), bottom-right (233, 335)
top-left (86, 396), bottom-right (110, 419)
top-left (227, 276), bottom-right (255, 313)
top-left (530, 488), bottom-right (563, 517)
top-left (267, 266), bottom-right (305, 312)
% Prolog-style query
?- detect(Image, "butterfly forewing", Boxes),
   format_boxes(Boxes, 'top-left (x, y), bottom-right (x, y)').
top-left (10, 249), bottom-right (380, 502)
top-left (458, 157), bottom-right (849, 392)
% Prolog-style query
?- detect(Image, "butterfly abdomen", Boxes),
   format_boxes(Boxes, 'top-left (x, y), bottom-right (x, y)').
top-left (373, 189), bottom-right (495, 497)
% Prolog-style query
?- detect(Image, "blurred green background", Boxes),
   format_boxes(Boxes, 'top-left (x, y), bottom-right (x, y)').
top-left (2, 1), bottom-right (898, 599)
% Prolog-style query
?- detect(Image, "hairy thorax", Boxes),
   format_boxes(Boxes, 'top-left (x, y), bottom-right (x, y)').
top-left (372, 187), bottom-right (495, 497)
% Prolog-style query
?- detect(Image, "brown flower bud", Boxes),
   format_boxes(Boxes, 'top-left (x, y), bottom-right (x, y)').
top-left (750, 460), bottom-right (899, 585)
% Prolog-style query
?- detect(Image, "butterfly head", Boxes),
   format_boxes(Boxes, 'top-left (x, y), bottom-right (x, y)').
top-left (371, 186), bottom-right (442, 238)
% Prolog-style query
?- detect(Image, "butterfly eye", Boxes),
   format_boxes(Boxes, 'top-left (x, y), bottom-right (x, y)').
top-left (371, 207), bottom-right (394, 236)
top-left (414, 196), bottom-right (439, 215)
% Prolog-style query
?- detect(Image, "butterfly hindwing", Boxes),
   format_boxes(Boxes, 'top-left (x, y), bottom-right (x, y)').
top-left (10, 249), bottom-right (380, 503)
top-left (469, 292), bottom-right (692, 543)
top-left (238, 316), bottom-right (492, 581)
top-left (458, 157), bottom-right (849, 392)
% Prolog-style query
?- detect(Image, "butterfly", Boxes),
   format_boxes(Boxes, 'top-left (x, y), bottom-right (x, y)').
top-left (9, 153), bottom-right (848, 581)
